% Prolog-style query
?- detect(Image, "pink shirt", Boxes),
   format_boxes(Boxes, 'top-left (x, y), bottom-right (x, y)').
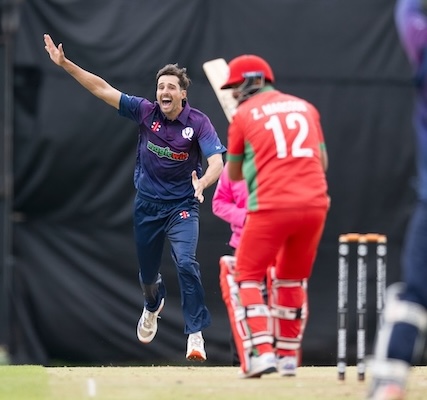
top-left (212, 163), bottom-right (248, 249)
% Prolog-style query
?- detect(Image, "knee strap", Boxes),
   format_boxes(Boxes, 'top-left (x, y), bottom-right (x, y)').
top-left (268, 267), bottom-right (308, 352)
top-left (380, 283), bottom-right (427, 332)
top-left (384, 300), bottom-right (427, 331)
top-left (368, 358), bottom-right (410, 383)
top-left (374, 282), bottom-right (427, 362)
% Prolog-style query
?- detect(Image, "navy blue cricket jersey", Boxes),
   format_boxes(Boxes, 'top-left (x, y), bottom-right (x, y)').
top-left (396, 0), bottom-right (427, 200)
top-left (118, 94), bottom-right (226, 200)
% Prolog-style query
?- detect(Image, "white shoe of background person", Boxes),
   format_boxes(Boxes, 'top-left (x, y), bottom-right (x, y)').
top-left (186, 331), bottom-right (207, 361)
top-left (367, 358), bottom-right (408, 400)
top-left (238, 352), bottom-right (277, 379)
top-left (367, 379), bottom-right (405, 400)
top-left (277, 355), bottom-right (297, 377)
top-left (136, 298), bottom-right (165, 343)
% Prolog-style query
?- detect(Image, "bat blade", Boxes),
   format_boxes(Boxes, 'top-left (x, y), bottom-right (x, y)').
top-left (203, 58), bottom-right (237, 122)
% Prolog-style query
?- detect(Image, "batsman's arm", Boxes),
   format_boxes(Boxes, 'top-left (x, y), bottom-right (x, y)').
top-left (227, 159), bottom-right (244, 182)
top-left (43, 34), bottom-right (121, 109)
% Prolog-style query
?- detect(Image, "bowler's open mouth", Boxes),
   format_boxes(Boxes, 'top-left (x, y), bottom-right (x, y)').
top-left (161, 98), bottom-right (172, 107)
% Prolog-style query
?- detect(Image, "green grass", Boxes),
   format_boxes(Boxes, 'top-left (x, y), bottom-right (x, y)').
top-left (0, 365), bottom-right (426, 399)
top-left (0, 366), bottom-right (49, 400)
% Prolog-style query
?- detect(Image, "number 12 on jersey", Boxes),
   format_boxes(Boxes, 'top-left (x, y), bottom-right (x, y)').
top-left (265, 113), bottom-right (314, 159)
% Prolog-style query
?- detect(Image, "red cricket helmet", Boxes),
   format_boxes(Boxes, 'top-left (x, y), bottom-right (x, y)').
top-left (220, 54), bottom-right (275, 90)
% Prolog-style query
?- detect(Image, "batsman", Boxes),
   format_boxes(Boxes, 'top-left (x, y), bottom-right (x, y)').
top-left (217, 55), bottom-right (329, 378)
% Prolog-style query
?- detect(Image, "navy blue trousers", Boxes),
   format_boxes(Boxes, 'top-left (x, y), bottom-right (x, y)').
top-left (388, 200), bottom-right (427, 362)
top-left (133, 192), bottom-right (211, 334)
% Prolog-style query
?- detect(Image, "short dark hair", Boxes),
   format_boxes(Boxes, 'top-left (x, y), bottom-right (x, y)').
top-left (156, 63), bottom-right (191, 90)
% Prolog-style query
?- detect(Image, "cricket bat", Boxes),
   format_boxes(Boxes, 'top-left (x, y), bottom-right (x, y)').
top-left (203, 58), bottom-right (238, 122)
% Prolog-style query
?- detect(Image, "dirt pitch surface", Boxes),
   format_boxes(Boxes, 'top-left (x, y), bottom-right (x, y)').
top-left (45, 365), bottom-right (427, 400)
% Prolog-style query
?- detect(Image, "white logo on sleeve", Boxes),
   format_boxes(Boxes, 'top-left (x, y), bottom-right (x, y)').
top-left (182, 127), bottom-right (194, 140)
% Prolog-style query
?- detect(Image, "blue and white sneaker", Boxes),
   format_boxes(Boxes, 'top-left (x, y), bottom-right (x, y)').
top-left (277, 356), bottom-right (297, 377)
top-left (238, 352), bottom-right (277, 379)
top-left (136, 298), bottom-right (165, 343)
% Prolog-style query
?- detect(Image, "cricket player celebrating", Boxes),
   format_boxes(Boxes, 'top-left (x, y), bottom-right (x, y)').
top-left (218, 55), bottom-right (329, 378)
top-left (43, 34), bottom-right (226, 362)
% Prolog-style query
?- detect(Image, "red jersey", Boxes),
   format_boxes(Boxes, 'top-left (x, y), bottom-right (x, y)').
top-left (226, 88), bottom-right (328, 211)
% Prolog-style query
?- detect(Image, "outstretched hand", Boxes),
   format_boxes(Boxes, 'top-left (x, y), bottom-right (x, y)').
top-left (44, 34), bottom-right (66, 66)
top-left (191, 171), bottom-right (205, 203)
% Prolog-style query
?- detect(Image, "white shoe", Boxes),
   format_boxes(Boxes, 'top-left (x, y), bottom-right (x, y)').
top-left (368, 381), bottom-right (405, 400)
top-left (136, 298), bottom-right (165, 343)
top-left (367, 358), bottom-right (408, 400)
top-left (277, 356), bottom-right (297, 377)
top-left (186, 332), bottom-right (207, 361)
top-left (238, 352), bottom-right (277, 379)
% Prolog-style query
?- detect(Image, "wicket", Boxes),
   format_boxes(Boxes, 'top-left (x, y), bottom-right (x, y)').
top-left (337, 233), bottom-right (387, 381)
